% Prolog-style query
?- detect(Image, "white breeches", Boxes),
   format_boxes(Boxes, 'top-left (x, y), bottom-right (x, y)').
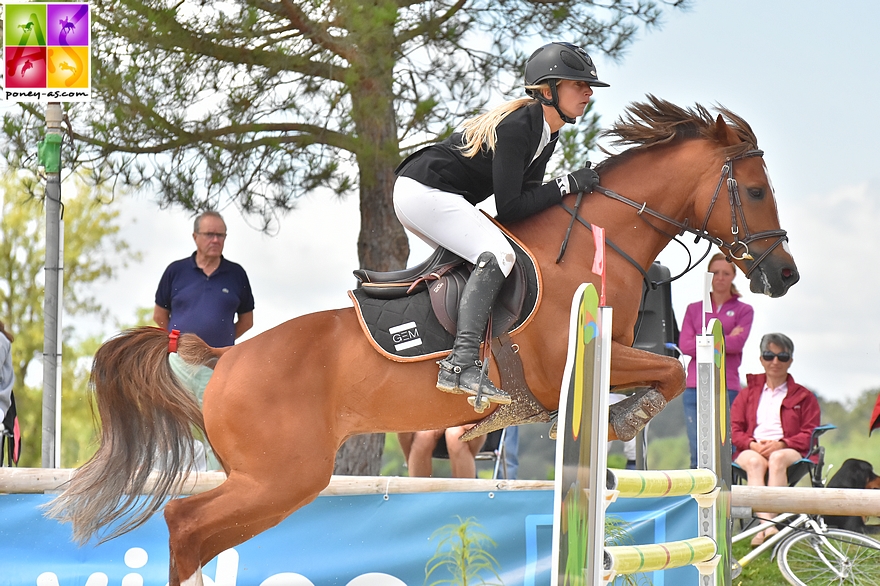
top-left (393, 176), bottom-right (516, 276)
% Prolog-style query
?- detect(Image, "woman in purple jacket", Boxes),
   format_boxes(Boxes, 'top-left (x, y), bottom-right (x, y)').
top-left (731, 333), bottom-right (820, 545)
top-left (678, 253), bottom-right (754, 467)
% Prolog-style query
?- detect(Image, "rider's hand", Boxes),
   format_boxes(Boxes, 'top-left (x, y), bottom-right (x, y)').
top-left (567, 164), bottom-right (600, 194)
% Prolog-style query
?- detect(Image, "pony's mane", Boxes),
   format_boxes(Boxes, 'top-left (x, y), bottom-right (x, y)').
top-left (596, 95), bottom-right (758, 171)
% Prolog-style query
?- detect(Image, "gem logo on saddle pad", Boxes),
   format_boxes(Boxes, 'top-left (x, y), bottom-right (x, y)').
top-left (349, 287), bottom-right (456, 361)
top-left (389, 321), bottom-right (422, 351)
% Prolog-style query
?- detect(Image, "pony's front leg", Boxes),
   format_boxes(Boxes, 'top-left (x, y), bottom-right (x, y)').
top-left (606, 342), bottom-right (685, 441)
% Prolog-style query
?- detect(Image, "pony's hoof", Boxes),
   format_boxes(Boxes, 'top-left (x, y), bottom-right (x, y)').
top-left (608, 389), bottom-right (667, 442)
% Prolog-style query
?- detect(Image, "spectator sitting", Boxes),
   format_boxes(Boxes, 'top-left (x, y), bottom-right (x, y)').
top-left (731, 333), bottom-right (820, 546)
top-left (403, 426), bottom-right (486, 478)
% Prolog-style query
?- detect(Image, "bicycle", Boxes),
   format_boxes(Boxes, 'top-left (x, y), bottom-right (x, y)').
top-left (730, 423), bottom-right (880, 584)
top-left (732, 510), bottom-right (880, 585)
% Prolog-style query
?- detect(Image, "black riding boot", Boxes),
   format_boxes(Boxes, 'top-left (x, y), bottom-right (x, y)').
top-left (436, 252), bottom-right (511, 405)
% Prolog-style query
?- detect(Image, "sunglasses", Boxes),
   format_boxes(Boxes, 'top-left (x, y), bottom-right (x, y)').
top-left (762, 351), bottom-right (791, 363)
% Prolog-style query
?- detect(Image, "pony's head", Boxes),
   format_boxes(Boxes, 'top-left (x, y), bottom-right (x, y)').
top-left (707, 107), bottom-right (799, 297)
top-left (602, 96), bottom-right (799, 297)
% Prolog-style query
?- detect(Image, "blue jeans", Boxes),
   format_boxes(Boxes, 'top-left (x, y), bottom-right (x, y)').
top-left (683, 387), bottom-right (738, 468)
top-left (503, 426), bottom-right (519, 479)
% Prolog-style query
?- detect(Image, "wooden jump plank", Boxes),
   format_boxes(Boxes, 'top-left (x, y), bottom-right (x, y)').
top-left (3, 469), bottom-right (879, 518)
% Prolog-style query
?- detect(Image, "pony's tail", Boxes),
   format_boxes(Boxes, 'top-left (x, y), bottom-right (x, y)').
top-left (44, 327), bottom-right (221, 545)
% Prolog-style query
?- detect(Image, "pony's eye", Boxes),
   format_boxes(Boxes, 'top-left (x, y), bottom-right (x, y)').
top-left (748, 187), bottom-right (764, 200)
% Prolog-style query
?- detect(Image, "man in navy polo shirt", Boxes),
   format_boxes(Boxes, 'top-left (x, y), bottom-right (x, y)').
top-left (153, 211), bottom-right (255, 348)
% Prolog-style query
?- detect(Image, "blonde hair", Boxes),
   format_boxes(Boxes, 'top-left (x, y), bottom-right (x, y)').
top-left (458, 84), bottom-right (550, 158)
top-left (708, 252), bottom-right (739, 297)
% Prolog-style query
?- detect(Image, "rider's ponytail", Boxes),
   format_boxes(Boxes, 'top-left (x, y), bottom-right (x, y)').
top-left (458, 87), bottom-right (548, 158)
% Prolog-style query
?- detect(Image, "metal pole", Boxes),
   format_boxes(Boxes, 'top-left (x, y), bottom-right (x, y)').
top-left (54, 220), bottom-right (64, 468)
top-left (40, 102), bottom-right (63, 468)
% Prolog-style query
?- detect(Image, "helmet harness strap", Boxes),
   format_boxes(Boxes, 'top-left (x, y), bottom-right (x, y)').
top-left (532, 79), bottom-right (577, 125)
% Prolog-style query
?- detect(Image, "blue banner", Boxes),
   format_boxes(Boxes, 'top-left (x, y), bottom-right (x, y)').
top-left (0, 490), bottom-right (699, 585)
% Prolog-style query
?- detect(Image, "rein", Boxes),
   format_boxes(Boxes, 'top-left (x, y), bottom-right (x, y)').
top-left (556, 148), bottom-right (789, 287)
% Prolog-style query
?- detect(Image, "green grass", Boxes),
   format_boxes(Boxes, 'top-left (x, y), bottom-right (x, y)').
top-left (730, 537), bottom-right (790, 586)
top-left (645, 435), bottom-right (690, 471)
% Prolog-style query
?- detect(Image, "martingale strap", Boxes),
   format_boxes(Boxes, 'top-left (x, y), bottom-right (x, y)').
top-left (557, 201), bottom-right (653, 288)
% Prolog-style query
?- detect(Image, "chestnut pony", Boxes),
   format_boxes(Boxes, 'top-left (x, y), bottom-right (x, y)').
top-left (47, 97), bottom-right (799, 585)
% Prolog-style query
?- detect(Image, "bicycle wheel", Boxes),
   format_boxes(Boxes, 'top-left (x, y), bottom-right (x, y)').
top-left (777, 528), bottom-right (880, 585)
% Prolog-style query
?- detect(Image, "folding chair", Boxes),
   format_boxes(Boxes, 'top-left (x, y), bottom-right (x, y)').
top-left (1, 391), bottom-right (21, 467)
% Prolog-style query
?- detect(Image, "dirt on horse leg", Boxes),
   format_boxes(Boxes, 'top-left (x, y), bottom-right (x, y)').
top-left (606, 342), bottom-right (686, 442)
top-left (165, 466), bottom-right (332, 586)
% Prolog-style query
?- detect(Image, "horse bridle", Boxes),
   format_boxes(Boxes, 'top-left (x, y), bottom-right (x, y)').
top-left (557, 148), bottom-right (789, 284)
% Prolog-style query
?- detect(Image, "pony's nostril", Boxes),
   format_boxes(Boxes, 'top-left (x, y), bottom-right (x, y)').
top-left (782, 268), bottom-right (793, 279)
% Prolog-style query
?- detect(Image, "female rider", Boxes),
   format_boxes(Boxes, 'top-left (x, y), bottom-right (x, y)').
top-left (393, 42), bottom-right (609, 406)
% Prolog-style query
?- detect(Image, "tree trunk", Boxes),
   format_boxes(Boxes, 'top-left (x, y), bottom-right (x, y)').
top-left (333, 48), bottom-right (409, 475)
top-left (333, 433), bottom-right (386, 476)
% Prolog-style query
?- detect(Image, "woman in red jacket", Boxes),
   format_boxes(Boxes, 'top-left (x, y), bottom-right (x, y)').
top-left (731, 332), bottom-right (821, 546)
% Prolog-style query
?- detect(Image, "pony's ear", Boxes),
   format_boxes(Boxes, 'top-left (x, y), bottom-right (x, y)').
top-left (714, 114), bottom-right (741, 147)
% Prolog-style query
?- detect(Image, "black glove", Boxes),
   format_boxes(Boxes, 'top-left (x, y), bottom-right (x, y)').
top-left (567, 164), bottom-right (600, 194)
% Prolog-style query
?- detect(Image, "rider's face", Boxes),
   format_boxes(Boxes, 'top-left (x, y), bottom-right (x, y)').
top-left (553, 80), bottom-right (593, 120)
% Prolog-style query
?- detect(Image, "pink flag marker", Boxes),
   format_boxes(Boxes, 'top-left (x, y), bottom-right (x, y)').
top-left (592, 225), bottom-right (606, 306)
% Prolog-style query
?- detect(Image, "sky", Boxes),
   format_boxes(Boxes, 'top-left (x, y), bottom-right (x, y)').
top-left (83, 0), bottom-right (880, 406)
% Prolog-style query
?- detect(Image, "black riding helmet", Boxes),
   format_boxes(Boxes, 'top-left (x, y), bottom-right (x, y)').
top-left (524, 42), bottom-right (609, 124)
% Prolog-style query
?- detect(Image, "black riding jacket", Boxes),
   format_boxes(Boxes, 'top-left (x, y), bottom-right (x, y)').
top-left (396, 102), bottom-right (563, 223)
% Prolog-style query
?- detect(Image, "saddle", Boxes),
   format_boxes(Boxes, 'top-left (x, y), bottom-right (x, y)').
top-left (349, 223), bottom-right (541, 362)
top-left (349, 219), bottom-right (554, 436)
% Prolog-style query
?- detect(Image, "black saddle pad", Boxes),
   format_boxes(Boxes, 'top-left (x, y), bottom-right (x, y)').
top-left (349, 246), bottom-right (539, 362)
top-left (350, 287), bottom-right (456, 361)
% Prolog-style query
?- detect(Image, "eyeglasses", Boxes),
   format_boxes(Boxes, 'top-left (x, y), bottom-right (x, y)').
top-left (761, 351), bottom-right (791, 363)
top-left (197, 232), bottom-right (227, 240)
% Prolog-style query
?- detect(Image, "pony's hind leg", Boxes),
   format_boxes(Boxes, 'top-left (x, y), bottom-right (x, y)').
top-left (607, 342), bottom-right (686, 441)
top-left (164, 466), bottom-right (332, 586)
